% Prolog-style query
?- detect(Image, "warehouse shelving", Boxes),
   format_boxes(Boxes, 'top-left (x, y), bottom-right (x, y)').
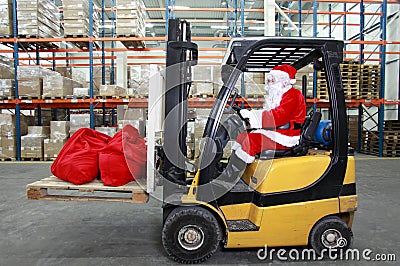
top-left (0, 0), bottom-right (399, 160)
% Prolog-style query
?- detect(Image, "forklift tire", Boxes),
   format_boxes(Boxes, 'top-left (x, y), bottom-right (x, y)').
top-left (162, 206), bottom-right (222, 264)
top-left (309, 216), bottom-right (353, 256)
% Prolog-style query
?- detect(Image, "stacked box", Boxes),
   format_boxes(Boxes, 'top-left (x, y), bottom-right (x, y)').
top-left (192, 82), bottom-right (214, 96)
top-left (115, 0), bottom-right (145, 37)
top-left (21, 126), bottom-right (50, 159)
top-left (17, 0), bottom-right (60, 37)
top-left (117, 119), bottom-right (145, 137)
top-left (44, 138), bottom-right (67, 159)
top-left (0, 113), bottom-right (28, 159)
top-left (117, 105), bottom-right (145, 121)
top-left (99, 85), bottom-right (126, 97)
top-left (49, 121), bottom-right (70, 139)
top-left (43, 74), bottom-right (82, 97)
top-left (193, 65), bottom-right (212, 82)
top-left (70, 113), bottom-right (90, 135)
top-left (135, 65), bottom-right (150, 96)
top-left (73, 87), bottom-right (89, 97)
top-left (0, 79), bottom-right (14, 98)
top-left (0, 55), bottom-right (14, 79)
top-left (128, 66), bottom-right (140, 93)
top-left (44, 121), bottom-right (70, 159)
top-left (63, 0), bottom-right (99, 36)
top-left (72, 68), bottom-right (86, 85)
top-left (95, 127), bottom-right (117, 137)
top-left (17, 66), bottom-right (43, 98)
top-left (0, 113), bottom-right (28, 137)
top-left (93, 66), bottom-right (111, 93)
top-left (0, 0), bottom-right (12, 36)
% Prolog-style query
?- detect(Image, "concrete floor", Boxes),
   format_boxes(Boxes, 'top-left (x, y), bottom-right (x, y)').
top-left (0, 156), bottom-right (399, 265)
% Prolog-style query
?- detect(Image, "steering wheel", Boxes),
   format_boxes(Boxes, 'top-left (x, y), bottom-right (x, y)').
top-left (232, 105), bottom-right (250, 127)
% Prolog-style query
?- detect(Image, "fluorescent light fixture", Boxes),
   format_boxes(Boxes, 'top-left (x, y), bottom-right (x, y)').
top-left (211, 25), bottom-right (229, 29)
top-left (248, 26), bottom-right (265, 31)
top-left (145, 23), bottom-right (154, 28)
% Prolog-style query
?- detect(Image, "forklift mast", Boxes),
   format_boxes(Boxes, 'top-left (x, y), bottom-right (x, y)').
top-left (163, 19), bottom-right (198, 197)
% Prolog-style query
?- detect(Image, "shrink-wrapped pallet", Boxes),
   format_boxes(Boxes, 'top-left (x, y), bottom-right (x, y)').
top-left (44, 138), bottom-right (67, 159)
top-left (70, 114), bottom-right (90, 135)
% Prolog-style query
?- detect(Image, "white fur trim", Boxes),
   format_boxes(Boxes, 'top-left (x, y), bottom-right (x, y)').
top-left (290, 79), bottom-right (296, 84)
top-left (253, 129), bottom-right (300, 147)
top-left (232, 141), bottom-right (241, 151)
top-left (269, 70), bottom-right (290, 81)
top-left (234, 147), bottom-right (255, 164)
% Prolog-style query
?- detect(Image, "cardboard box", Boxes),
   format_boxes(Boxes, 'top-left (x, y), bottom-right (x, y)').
top-left (44, 138), bottom-right (67, 159)
top-left (117, 105), bottom-right (145, 121)
top-left (50, 121), bottom-right (70, 139)
top-left (18, 78), bottom-right (43, 98)
top-left (73, 87), bottom-right (89, 97)
top-left (21, 136), bottom-right (44, 158)
top-left (0, 79), bottom-right (14, 98)
top-left (43, 75), bottom-right (80, 97)
top-left (0, 135), bottom-right (15, 158)
top-left (70, 114), bottom-right (90, 134)
top-left (27, 126), bottom-right (50, 136)
top-left (0, 113), bottom-right (28, 137)
top-left (95, 127), bottom-right (117, 137)
top-left (99, 85), bottom-right (126, 96)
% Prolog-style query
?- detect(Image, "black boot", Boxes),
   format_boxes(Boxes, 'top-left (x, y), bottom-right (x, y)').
top-left (210, 152), bottom-right (248, 198)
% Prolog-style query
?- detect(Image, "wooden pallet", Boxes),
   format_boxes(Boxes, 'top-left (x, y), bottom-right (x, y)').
top-left (116, 35), bottom-right (145, 49)
top-left (0, 157), bottom-right (15, 162)
top-left (42, 96), bottom-right (69, 100)
top-left (27, 176), bottom-right (149, 203)
top-left (0, 96), bottom-right (14, 100)
top-left (21, 157), bottom-right (44, 161)
top-left (385, 121), bottom-right (400, 131)
top-left (20, 96), bottom-right (41, 100)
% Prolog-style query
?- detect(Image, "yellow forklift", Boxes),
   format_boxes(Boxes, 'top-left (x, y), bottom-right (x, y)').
top-left (27, 19), bottom-right (357, 264)
top-left (160, 19), bottom-right (357, 263)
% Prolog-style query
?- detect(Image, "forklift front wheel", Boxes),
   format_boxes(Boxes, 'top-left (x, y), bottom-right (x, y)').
top-left (162, 206), bottom-right (222, 264)
top-left (309, 215), bottom-right (353, 256)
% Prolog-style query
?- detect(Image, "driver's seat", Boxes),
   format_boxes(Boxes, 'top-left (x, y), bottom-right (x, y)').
top-left (257, 112), bottom-right (322, 160)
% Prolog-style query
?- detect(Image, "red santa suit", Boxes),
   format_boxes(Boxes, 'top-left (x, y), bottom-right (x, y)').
top-left (232, 64), bottom-right (306, 163)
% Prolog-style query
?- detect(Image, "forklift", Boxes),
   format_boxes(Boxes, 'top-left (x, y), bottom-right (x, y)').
top-left (159, 19), bottom-right (357, 263)
top-left (26, 19), bottom-right (357, 264)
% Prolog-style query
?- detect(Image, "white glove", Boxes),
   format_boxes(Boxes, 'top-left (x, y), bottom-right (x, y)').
top-left (239, 109), bottom-right (262, 129)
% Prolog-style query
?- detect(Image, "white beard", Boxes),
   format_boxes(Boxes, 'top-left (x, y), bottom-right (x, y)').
top-left (263, 82), bottom-right (291, 111)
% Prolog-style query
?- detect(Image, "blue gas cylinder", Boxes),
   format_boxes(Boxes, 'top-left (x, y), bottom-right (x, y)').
top-left (314, 120), bottom-right (332, 146)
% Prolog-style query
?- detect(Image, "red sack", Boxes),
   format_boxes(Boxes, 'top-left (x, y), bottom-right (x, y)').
top-left (99, 125), bottom-right (147, 186)
top-left (51, 128), bottom-right (111, 185)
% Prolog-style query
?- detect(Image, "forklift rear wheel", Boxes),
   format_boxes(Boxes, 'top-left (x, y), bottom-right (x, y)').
top-left (309, 216), bottom-right (353, 255)
top-left (162, 206), bottom-right (222, 264)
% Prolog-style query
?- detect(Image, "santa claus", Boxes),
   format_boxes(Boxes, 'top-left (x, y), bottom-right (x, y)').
top-left (232, 64), bottom-right (306, 163)
top-left (211, 64), bottom-right (306, 196)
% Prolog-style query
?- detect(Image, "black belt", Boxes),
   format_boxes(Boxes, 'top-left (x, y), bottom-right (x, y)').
top-left (263, 122), bottom-right (302, 130)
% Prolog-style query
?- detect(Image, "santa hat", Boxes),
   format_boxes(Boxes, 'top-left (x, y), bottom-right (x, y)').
top-left (270, 64), bottom-right (297, 84)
